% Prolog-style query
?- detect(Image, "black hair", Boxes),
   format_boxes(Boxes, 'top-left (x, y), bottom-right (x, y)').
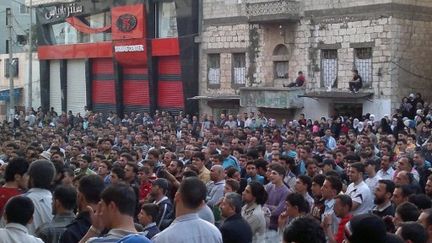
top-left (298, 175), bottom-right (312, 191)
top-left (4, 157), bottom-right (29, 182)
top-left (5, 196), bottom-right (34, 225)
top-left (325, 176), bottom-right (343, 194)
top-left (396, 184), bottom-right (415, 198)
top-left (248, 181), bottom-right (268, 205)
top-left (408, 194), bottom-right (432, 210)
top-left (192, 151), bottom-right (205, 161)
top-left (28, 160), bottom-right (56, 190)
top-left (53, 185), bottom-right (77, 211)
top-left (350, 162), bottom-right (365, 173)
top-left (101, 184), bottom-right (136, 217)
top-left (399, 222), bottom-right (428, 243)
top-left (378, 179), bottom-right (395, 194)
top-left (286, 193), bottom-right (310, 214)
top-left (396, 202), bottom-right (420, 222)
top-left (141, 203), bottom-right (159, 222)
top-left (283, 216), bottom-right (325, 243)
top-left (335, 194), bottom-right (352, 210)
top-left (78, 175), bottom-right (105, 204)
top-left (178, 177), bottom-right (207, 209)
top-left (312, 174), bottom-right (326, 187)
top-left (111, 165), bottom-right (125, 180)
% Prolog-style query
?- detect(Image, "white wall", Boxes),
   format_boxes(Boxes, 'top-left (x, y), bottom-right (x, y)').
top-left (363, 98), bottom-right (391, 119)
top-left (303, 98), bottom-right (330, 120)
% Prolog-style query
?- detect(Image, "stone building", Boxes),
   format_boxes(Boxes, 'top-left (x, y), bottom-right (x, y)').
top-left (196, 0), bottom-right (432, 120)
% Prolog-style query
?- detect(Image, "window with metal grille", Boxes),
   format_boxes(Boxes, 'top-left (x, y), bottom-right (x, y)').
top-left (321, 49), bottom-right (338, 88)
top-left (354, 48), bottom-right (372, 87)
top-left (207, 54), bottom-right (220, 88)
top-left (232, 53), bottom-right (246, 86)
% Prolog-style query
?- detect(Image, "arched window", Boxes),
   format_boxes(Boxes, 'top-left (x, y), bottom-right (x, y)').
top-left (273, 44), bottom-right (290, 79)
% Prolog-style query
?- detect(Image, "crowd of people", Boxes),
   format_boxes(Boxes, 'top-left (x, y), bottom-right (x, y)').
top-left (0, 91), bottom-right (430, 243)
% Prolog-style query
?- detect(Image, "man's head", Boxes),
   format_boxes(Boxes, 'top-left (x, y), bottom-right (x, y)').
top-left (334, 194), bottom-right (352, 218)
top-left (28, 159), bottom-right (56, 190)
top-left (283, 216), bottom-right (325, 243)
top-left (4, 196), bottom-right (34, 226)
top-left (375, 180), bottom-right (395, 205)
top-left (398, 157), bottom-right (413, 173)
top-left (394, 202), bottom-right (420, 228)
top-left (348, 162), bottom-right (365, 184)
top-left (167, 160), bottom-right (184, 175)
top-left (110, 166), bottom-right (125, 184)
top-left (4, 157), bottom-right (29, 189)
top-left (321, 176), bottom-right (342, 200)
top-left (396, 222), bottom-right (427, 243)
top-left (295, 175), bottom-right (312, 194)
top-left (151, 178), bottom-right (169, 200)
top-left (392, 185), bottom-right (414, 207)
top-left (78, 155), bottom-right (91, 170)
top-left (77, 175), bottom-right (105, 211)
top-left (426, 175), bottom-right (432, 197)
top-left (418, 208), bottom-right (432, 240)
top-left (53, 185), bottom-right (77, 215)
top-left (394, 171), bottom-right (411, 186)
top-left (220, 192), bottom-right (242, 218)
top-left (191, 152), bottom-right (206, 171)
top-left (175, 177), bottom-right (207, 211)
top-left (138, 203), bottom-right (159, 226)
top-left (99, 184), bottom-right (136, 229)
top-left (210, 165), bottom-right (224, 182)
top-left (124, 162), bottom-right (138, 182)
top-left (268, 163), bottom-right (286, 185)
top-left (345, 214), bottom-right (387, 243)
top-left (246, 161), bottom-right (258, 177)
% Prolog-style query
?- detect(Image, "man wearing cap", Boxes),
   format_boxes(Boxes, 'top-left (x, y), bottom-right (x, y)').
top-left (151, 178), bottom-right (174, 230)
top-left (152, 177), bottom-right (222, 243)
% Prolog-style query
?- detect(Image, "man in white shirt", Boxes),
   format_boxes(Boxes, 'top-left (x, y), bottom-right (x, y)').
top-left (365, 159), bottom-right (381, 193)
top-left (346, 162), bottom-right (374, 215)
top-left (25, 160), bottom-right (56, 234)
top-left (377, 155), bottom-right (395, 180)
top-left (152, 177), bottom-right (222, 243)
top-left (0, 196), bottom-right (43, 243)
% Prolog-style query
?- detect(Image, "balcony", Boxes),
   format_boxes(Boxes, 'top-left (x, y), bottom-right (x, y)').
top-left (240, 87), bottom-right (304, 109)
top-left (245, 0), bottom-right (301, 23)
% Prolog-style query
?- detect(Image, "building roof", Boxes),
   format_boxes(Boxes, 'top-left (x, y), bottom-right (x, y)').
top-left (188, 95), bottom-right (240, 101)
top-left (299, 91), bottom-right (374, 99)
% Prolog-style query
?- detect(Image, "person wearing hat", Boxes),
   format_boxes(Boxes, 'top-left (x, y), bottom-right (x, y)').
top-left (151, 178), bottom-right (174, 230)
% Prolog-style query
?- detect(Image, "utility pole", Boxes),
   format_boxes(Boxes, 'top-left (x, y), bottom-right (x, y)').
top-left (6, 8), bottom-right (15, 122)
top-left (27, 0), bottom-right (33, 111)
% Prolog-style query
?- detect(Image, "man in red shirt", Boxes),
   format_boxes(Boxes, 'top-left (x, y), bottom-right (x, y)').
top-left (0, 158), bottom-right (29, 216)
top-left (138, 166), bottom-right (153, 204)
top-left (323, 194), bottom-right (353, 243)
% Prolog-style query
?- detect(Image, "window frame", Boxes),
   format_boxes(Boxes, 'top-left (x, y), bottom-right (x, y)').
top-left (353, 47), bottom-right (373, 88)
top-left (207, 53), bottom-right (221, 89)
top-left (231, 53), bottom-right (246, 88)
top-left (320, 49), bottom-right (338, 88)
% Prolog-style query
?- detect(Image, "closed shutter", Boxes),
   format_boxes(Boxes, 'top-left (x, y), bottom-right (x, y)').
top-left (123, 67), bottom-right (150, 114)
top-left (157, 56), bottom-right (184, 113)
top-left (67, 60), bottom-right (86, 115)
top-left (49, 60), bottom-right (61, 113)
top-left (92, 58), bottom-right (116, 113)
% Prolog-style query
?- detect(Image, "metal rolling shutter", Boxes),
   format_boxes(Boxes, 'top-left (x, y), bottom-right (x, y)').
top-left (123, 67), bottom-right (150, 114)
top-left (49, 60), bottom-right (61, 113)
top-left (92, 58), bottom-right (116, 113)
top-left (67, 60), bottom-right (86, 115)
top-left (157, 56), bottom-right (184, 113)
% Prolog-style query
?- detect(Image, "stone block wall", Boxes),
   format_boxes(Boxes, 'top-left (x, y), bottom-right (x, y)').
top-left (203, 0), bottom-right (245, 19)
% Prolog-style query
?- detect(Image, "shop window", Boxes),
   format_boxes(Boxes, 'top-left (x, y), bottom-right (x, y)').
top-left (157, 1), bottom-right (178, 38)
top-left (232, 53), bottom-right (246, 87)
top-left (354, 47), bottom-right (372, 88)
top-left (208, 54), bottom-right (220, 88)
top-left (321, 49), bottom-right (338, 88)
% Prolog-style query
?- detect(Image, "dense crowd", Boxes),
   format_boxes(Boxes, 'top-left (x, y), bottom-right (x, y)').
top-left (0, 92), bottom-right (431, 243)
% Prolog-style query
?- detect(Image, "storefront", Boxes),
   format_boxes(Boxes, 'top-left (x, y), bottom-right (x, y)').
top-left (35, 0), bottom-right (198, 115)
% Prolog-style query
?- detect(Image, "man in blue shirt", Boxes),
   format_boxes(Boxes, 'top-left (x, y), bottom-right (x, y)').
top-left (221, 143), bottom-right (240, 171)
top-left (245, 161), bottom-right (264, 185)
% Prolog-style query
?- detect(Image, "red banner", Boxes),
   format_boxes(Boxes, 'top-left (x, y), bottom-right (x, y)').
top-left (111, 4), bottom-right (146, 40)
top-left (65, 17), bottom-right (111, 34)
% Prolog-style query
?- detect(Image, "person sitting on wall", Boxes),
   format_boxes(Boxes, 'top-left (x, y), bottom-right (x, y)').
top-left (349, 70), bottom-right (363, 93)
top-left (284, 71), bottom-right (305, 88)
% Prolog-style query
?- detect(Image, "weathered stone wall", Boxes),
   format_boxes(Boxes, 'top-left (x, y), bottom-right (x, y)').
top-left (389, 17), bottom-right (432, 107)
top-left (203, 0), bottom-right (245, 19)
